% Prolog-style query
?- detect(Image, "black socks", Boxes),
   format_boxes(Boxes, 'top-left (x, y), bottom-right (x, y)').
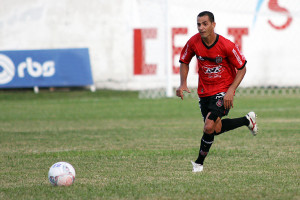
top-left (215, 117), bottom-right (249, 135)
top-left (195, 132), bottom-right (214, 165)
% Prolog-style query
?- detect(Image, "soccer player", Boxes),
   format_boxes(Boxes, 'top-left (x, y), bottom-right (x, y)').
top-left (176, 11), bottom-right (258, 172)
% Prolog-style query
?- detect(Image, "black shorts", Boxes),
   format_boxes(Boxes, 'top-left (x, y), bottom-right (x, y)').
top-left (199, 92), bottom-right (230, 121)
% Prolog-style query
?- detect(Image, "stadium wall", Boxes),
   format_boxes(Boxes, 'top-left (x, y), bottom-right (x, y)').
top-left (0, 0), bottom-right (299, 91)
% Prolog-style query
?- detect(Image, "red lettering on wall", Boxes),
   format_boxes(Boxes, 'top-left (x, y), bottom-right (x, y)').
top-left (268, 0), bottom-right (292, 30)
top-left (227, 28), bottom-right (248, 51)
top-left (133, 28), bottom-right (157, 75)
top-left (172, 28), bottom-right (188, 74)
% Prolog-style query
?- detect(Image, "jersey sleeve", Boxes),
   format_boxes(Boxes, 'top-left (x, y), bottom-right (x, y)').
top-left (227, 43), bottom-right (247, 70)
top-left (179, 39), bottom-right (195, 64)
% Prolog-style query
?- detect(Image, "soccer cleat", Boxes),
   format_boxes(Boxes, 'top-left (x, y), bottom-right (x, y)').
top-left (246, 111), bottom-right (258, 136)
top-left (191, 161), bottom-right (203, 172)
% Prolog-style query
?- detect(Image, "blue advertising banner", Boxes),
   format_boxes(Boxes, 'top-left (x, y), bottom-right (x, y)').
top-left (0, 48), bottom-right (94, 88)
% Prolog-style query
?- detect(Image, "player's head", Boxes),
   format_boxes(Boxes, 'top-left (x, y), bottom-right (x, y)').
top-left (198, 11), bottom-right (215, 23)
top-left (197, 11), bottom-right (216, 38)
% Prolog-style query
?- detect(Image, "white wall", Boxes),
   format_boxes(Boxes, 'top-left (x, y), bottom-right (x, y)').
top-left (0, 0), bottom-right (299, 90)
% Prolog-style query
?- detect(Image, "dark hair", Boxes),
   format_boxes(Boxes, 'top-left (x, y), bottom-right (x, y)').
top-left (197, 11), bottom-right (215, 22)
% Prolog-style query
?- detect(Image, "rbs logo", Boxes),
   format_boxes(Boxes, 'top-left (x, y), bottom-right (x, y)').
top-left (0, 54), bottom-right (55, 85)
top-left (18, 57), bottom-right (55, 78)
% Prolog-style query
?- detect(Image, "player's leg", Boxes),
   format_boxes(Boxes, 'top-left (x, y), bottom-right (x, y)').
top-left (192, 98), bottom-right (211, 172)
top-left (193, 94), bottom-right (228, 172)
top-left (192, 94), bottom-right (258, 172)
top-left (194, 112), bottom-right (220, 168)
top-left (214, 116), bottom-right (249, 135)
top-left (214, 112), bottom-right (258, 136)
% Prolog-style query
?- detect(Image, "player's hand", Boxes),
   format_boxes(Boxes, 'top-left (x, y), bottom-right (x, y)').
top-left (223, 89), bottom-right (234, 109)
top-left (176, 85), bottom-right (191, 100)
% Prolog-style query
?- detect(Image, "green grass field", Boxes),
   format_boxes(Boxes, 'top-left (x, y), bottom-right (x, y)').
top-left (0, 90), bottom-right (299, 200)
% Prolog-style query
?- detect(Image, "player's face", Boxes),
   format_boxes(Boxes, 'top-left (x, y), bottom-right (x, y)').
top-left (197, 15), bottom-right (215, 38)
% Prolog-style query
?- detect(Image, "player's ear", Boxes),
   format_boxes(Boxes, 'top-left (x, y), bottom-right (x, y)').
top-left (212, 22), bottom-right (216, 28)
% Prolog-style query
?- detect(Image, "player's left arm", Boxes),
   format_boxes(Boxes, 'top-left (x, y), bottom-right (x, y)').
top-left (223, 67), bottom-right (246, 110)
top-left (224, 43), bottom-right (247, 110)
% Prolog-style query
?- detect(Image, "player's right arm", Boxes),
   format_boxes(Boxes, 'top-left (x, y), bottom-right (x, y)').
top-left (176, 38), bottom-right (195, 100)
top-left (176, 62), bottom-right (191, 100)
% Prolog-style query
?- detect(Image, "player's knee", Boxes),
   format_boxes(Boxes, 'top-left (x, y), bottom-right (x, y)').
top-left (204, 112), bottom-right (220, 134)
top-left (214, 124), bottom-right (222, 133)
top-left (204, 123), bottom-right (215, 134)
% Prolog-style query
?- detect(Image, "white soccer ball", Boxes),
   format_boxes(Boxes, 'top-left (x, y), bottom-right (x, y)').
top-left (48, 162), bottom-right (76, 186)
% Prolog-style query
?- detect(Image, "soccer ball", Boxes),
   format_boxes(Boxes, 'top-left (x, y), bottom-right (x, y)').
top-left (48, 162), bottom-right (76, 186)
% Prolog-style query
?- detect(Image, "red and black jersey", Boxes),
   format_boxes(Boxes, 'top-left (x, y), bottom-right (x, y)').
top-left (180, 33), bottom-right (246, 97)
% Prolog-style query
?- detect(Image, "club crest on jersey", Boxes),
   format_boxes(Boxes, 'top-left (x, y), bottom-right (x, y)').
top-left (216, 99), bottom-right (223, 107)
top-left (216, 56), bottom-right (222, 63)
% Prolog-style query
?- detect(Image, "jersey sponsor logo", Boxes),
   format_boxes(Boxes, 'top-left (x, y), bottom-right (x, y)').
top-left (202, 65), bottom-right (224, 78)
top-left (197, 55), bottom-right (205, 61)
top-left (232, 48), bottom-right (243, 66)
